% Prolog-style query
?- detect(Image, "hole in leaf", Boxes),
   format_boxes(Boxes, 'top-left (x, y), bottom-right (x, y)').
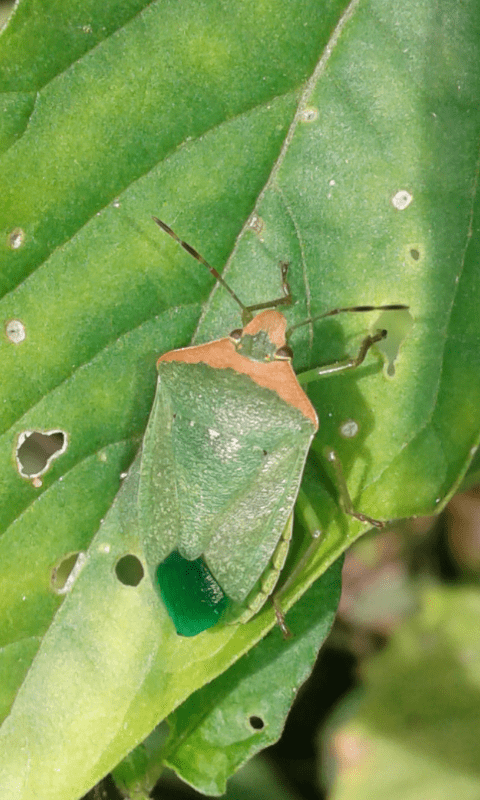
top-left (51, 551), bottom-right (86, 594)
top-left (249, 715), bottom-right (265, 730)
top-left (115, 554), bottom-right (144, 586)
top-left (372, 308), bottom-right (413, 377)
top-left (16, 429), bottom-right (68, 479)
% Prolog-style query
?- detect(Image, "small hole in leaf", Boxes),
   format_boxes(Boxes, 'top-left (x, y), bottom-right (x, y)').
top-left (51, 551), bottom-right (86, 594)
top-left (16, 429), bottom-right (67, 479)
top-left (249, 716), bottom-right (265, 730)
top-left (115, 555), bottom-right (144, 586)
top-left (372, 308), bottom-right (413, 377)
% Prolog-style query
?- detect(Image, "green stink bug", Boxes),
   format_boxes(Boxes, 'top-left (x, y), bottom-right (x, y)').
top-left (143, 218), bottom-right (406, 637)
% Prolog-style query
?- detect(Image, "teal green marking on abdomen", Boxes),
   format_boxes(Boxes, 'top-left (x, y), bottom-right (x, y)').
top-left (156, 551), bottom-right (229, 637)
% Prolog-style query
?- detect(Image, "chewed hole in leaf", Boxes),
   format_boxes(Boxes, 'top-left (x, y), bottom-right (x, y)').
top-left (115, 554), bottom-right (144, 587)
top-left (249, 715), bottom-right (265, 730)
top-left (16, 429), bottom-right (68, 479)
top-left (373, 308), bottom-right (413, 377)
top-left (51, 551), bottom-right (86, 594)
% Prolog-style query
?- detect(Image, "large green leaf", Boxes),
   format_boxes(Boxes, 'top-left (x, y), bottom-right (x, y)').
top-left (1, 0), bottom-right (479, 797)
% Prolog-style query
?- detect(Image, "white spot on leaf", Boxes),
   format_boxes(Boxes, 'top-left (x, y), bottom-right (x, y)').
top-left (340, 420), bottom-right (359, 438)
top-left (299, 107), bottom-right (318, 122)
top-left (248, 214), bottom-right (264, 235)
top-left (8, 227), bottom-right (25, 249)
top-left (5, 319), bottom-right (26, 343)
top-left (392, 190), bottom-right (412, 210)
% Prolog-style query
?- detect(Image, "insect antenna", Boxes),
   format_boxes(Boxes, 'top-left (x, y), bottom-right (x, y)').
top-left (153, 217), bottom-right (247, 315)
top-left (286, 303), bottom-right (409, 336)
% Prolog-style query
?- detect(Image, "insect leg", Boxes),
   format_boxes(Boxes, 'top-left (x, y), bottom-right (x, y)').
top-left (324, 448), bottom-right (384, 528)
top-left (244, 261), bottom-right (292, 318)
top-left (297, 329), bottom-right (387, 386)
top-left (272, 597), bottom-right (291, 639)
top-left (297, 331), bottom-right (387, 527)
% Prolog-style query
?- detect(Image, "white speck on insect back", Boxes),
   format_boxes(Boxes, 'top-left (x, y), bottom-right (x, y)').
top-left (392, 190), bottom-right (412, 210)
top-left (211, 434), bottom-right (242, 462)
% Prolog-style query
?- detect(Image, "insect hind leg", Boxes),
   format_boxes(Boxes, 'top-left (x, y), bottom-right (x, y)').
top-left (325, 448), bottom-right (384, 528)
top-left (233, 511), bottom-right (293, 628)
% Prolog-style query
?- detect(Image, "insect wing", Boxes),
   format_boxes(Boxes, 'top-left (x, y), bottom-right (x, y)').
top-left (203, 421), bottom-right (314, 604)
top-left (138, 361), bottom-right (315, 608)
top-left (137, 371), bottom-right (181, 572)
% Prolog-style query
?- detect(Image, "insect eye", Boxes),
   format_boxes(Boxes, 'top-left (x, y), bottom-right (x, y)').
top-left (229, 329), bottom-right (243, 342)
top-left (275, 345), bottom-right (293, 361)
